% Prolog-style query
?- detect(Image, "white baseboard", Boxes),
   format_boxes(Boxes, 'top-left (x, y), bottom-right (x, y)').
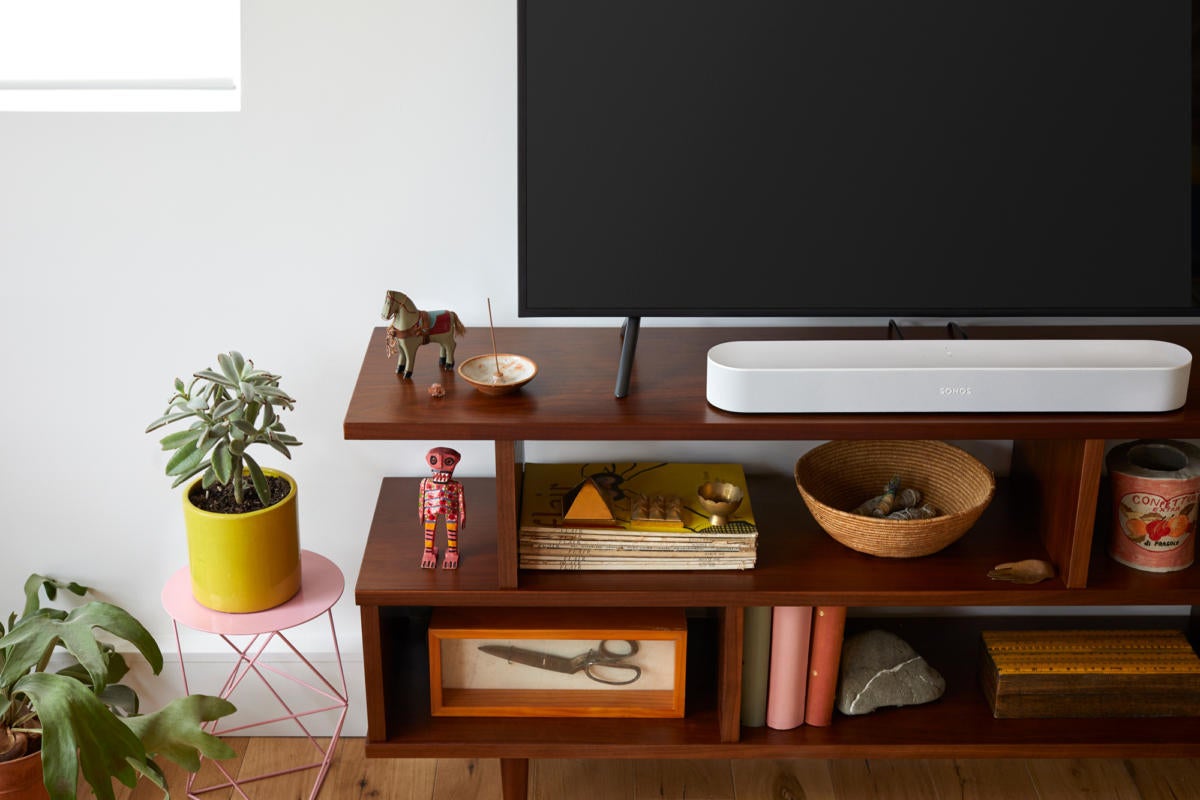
top-left (125, 651), bottom-right (369, 737)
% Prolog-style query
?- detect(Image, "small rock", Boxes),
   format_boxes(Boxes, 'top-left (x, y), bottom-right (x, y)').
top-left (837, 629), bottom-right (945, 715)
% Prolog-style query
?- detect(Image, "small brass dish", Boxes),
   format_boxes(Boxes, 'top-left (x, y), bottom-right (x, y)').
top-left (457, 353), bottom-right (538, 396)
top-left (697, 480), bottom-right (744, 526)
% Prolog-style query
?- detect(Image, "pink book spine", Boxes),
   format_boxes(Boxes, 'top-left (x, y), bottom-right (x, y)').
top-left (765, 606), bottom-right (813, 730)
top-left (804, 606), bottom-right (848, 726)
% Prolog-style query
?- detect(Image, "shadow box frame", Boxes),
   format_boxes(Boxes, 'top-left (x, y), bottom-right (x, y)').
top-left (427, 606), bottom-right (687, 718)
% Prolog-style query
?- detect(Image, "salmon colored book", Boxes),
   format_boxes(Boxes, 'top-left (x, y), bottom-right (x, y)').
top-left (765, 606), bottom-right (812, 730)
top-left (803, 606), bottom-right (848, 726)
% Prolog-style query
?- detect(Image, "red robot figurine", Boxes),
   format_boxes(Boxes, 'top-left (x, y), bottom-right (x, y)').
top-left (419, 446), bottom-right (465, 569)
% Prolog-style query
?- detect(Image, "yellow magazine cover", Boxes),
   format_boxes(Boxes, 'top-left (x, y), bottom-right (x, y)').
top-left (519, 462), bottom-right (757, 535)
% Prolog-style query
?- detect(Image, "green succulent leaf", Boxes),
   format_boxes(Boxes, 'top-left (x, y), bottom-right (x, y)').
top-left (245, 454), bottom-right (269, 506)
top-left (193, 368), bottom-right (236, 389)
top-left (232, 420), bottom-right (258, 437)
top-left (212, 397), bottom-right (242, 418)
top-left (267, 440), bottom-right (293, 460)
top-left (217, 352), bottom-right (241, 386)
top-left (149, 352), bottom-right (300, 493)
top-left (170, 462), bottom-right (208, 489)
top-left (158, 428), bottom-right (202, 451)
top-left (165, 442), bottom-right (203, 477)
top-left (144, 410), bottom-right (194, 433)
top-left (211, 441), bottom-right (233, 485)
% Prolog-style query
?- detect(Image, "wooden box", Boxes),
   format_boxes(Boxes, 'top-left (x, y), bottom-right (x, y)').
top-left (428, 607), bottom-right (687, 718)
top-left (980, 629), bottom-right (1200, 719)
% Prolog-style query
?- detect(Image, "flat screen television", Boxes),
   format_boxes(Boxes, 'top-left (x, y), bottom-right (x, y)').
top-left (519, 0), bottom-right (1194, 323)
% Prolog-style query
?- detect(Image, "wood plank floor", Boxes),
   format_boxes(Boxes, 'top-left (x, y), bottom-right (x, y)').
top-left (79, 739), bottom-right (1200, 799)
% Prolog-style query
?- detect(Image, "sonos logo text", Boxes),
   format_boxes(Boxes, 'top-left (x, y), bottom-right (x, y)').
top-left (939, 386), bottom-right (972, 396)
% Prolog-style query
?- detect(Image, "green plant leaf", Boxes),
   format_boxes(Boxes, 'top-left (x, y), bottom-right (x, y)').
top-left (212, 397), bottom-right (242, 418)
top-left (57, 647), bottom-right (130, 689)
top-left (170, 462), bottom-right (208, 489)
top-left (230, 350), bottom-right (246, 376)
top-left (158, 428), bottom-right (202, 451)
top-left (211, 441), bottom-right (233, 485)
top-left (165, 441), bottom-right (203, 477)
top-left (0, 601), bottom-right (162, 693)
top-left (232, 420), bottom-right (258, 437)
top-left (21, 574), bottom-right (88, 620)
top-left (244, 454), bottom-right (269, 506)
top-left (217, 352), bottom-right (240, 386)
top-left (193, 368), bottom-right (236, 388)
top-left (14, 672), bottom-right (149, 800)
top-left (123, 694), bottom-right (237, 772)
top-left (144, 410), bottom-right (195, 433)
top-left (267, 441), bottom-right (293, 460)
top-left (238, 380), bottom-right (258, 403)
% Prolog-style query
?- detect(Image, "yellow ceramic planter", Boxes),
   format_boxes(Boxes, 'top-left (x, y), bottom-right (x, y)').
top-left (183, 469), bottom-right (301, 613)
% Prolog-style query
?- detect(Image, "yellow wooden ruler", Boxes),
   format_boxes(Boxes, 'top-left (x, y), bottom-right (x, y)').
top-left (983, 629), bottom-right (1200, 675)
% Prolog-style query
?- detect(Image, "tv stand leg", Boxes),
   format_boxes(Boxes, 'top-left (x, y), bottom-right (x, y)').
top-left (500, 758), bottom-right (529, 800)
top-left (615, 316), bottom-right (641, 398)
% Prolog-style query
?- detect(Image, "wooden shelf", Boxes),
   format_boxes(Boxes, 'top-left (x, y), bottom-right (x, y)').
top-left (344, 325), bottom-right (1200, 442)
top-left (346, 323), bottom-right (1200, 787)
top-left (356, 477), bottom-right (1200, 607)
top-left (363, 610), bottom-right (1200, 759)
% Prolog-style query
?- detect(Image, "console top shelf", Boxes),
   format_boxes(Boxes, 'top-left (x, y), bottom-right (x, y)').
top-left (343, 324), bottom-right (1200, 441)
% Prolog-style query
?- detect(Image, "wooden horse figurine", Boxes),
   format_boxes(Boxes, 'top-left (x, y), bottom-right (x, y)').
top-left (381, 290), bottom-right (467, 379)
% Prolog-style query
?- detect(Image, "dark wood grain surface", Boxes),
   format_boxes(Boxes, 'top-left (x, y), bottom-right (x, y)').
top-left (347, 323), bottom-right (1200, 762)
top-left (355, 476), bottom-right (1200, 607)
top-left (345, 325), bottom-right (1200, 442)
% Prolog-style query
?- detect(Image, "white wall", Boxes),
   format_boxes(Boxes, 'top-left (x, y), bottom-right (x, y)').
top-left (0, 1), bottom-right (523, 733)
top-left (0, 0), bottom-right (1190, 737)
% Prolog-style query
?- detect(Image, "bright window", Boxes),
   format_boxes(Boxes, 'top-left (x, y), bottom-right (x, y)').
top-left (0, 0), bottom-right (240, 112)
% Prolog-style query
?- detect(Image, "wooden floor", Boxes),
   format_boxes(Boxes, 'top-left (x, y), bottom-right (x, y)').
top-left (78, 739), bottom-right (1200, 799)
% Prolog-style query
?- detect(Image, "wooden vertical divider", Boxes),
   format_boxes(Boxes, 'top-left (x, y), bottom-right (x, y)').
top-left (1010, 439), bottom-right (1106, 588)
top-left (500, 757), bottom-right (529, 800)
top-left (718, 606), bottom-right (744, 743)
top-left (360, 605), bottom-right (388, 743)
top-left (495, 440), bottom-right (523, 589)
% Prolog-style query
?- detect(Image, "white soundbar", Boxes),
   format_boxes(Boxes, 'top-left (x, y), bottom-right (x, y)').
top-left (706, 339), bottom-right (1192, 413)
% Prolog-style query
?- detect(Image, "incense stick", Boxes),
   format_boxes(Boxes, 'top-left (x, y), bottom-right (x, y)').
top-left (487, 298), bottom-right (502, 379)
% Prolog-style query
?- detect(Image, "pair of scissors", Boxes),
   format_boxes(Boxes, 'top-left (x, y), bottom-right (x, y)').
top-left (478, 639), bottom-right (642, 685)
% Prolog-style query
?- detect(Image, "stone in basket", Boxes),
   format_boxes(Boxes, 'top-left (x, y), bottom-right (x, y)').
top-left (794, 440), bottom-right (995, 557)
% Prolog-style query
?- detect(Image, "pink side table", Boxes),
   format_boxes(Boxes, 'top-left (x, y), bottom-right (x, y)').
top-left (162, 550), bottom-right (349, 800)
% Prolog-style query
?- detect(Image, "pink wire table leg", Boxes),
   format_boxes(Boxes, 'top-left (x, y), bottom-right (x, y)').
top-left (163, 552), bottom-right (348, 800)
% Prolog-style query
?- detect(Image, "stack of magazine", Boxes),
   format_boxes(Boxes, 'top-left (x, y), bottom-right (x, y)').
top-left (518, 462), bottom-right (757, 570)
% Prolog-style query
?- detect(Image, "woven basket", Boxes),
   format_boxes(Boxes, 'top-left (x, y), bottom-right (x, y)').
top-left (794, 440), bottom-right (995, 557)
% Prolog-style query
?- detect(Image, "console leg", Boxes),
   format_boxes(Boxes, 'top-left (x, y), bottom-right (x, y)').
top-left (500, 758), bottom-right (529, 800)
top-left (615, 316), bottom-right (641, 398)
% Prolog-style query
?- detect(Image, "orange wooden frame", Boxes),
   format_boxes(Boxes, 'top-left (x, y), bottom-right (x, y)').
top-left (428, 607), bottom-right (687, 718)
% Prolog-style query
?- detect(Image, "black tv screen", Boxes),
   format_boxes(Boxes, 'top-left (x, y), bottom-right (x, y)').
top-left (519, 0), bottom-right (1193, 319)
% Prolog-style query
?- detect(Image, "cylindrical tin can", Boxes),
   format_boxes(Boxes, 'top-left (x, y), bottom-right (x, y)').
top-left (1108, 439), bottom-right (1200, 573)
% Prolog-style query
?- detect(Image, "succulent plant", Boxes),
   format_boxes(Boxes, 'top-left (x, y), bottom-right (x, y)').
top-left (146, 351), bottom-right (301, 507)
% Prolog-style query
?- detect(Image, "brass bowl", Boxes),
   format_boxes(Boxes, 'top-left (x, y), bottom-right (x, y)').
top-left (457, 353), bottom-right (539, 396)
top-left (697, 480), bottom-right (744, 526)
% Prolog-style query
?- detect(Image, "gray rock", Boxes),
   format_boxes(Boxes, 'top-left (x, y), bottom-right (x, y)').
top-left (836, 629), bottom-right (945, 715)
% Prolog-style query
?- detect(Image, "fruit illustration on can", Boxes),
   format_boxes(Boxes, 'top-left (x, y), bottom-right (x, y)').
top-left (1120, 498), bottom-right (1195, 547)
top-left (1108, 439), bottom-right (1200, 573)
